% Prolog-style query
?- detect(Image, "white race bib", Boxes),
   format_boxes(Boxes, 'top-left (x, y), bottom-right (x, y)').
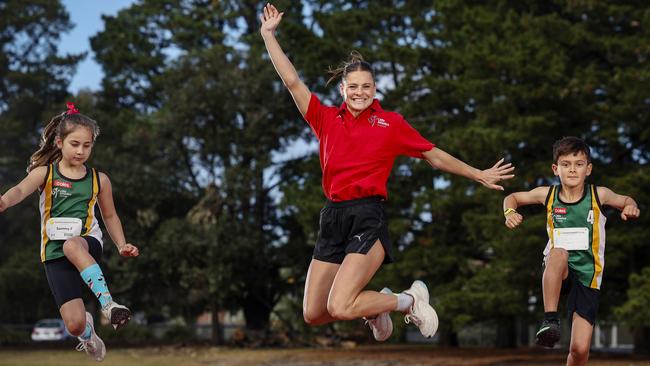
top-left (553, 227), bottom-right (589, 251)
top-left (46, 218), bottom-right (82, 240)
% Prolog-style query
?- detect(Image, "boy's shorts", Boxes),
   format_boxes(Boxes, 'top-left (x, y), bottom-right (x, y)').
top-left (313, 196), bottom-right (392, 264)
top-left (561, 269), bottom-right (600, 325)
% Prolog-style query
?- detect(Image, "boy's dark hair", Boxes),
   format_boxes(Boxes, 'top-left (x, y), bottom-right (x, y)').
top-left (552, 136), bottom-right (591, 163)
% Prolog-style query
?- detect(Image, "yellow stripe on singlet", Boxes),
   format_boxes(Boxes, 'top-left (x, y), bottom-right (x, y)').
top-left (40, 166), bottom-right (54, 262)
top-left (84, 169), bottom-right (99, 234)
top-left (590, 185), bottom-right (603, 289)
top-left (546, 186), bottom-right (556, 247)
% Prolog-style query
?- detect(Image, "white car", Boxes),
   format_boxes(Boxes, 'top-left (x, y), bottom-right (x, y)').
top-left (31, 319), bottom-right (71, 341)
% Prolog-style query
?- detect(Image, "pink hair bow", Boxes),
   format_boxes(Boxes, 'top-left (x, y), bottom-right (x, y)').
top-left (66, 102), bottom-right (79, 115)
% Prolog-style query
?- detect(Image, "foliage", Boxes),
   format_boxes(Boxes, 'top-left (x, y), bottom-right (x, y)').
top-left (0, 0), bottom-right (81, 322)
top-left (0, 0), bottom-right (648, 349)
top-left (615, 266), bottom-right (650, 327)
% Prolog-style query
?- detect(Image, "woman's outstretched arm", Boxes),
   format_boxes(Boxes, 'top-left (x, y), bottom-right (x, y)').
top-left (260, 3), bottom-right (311, 117)
top-left (423, 147), bottom-right (515, 191)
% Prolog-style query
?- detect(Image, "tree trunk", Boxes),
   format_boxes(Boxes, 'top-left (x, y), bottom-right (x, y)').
top-left (495, 319), bottom-right (517, 348)
top-left (242, 293), bottom-right (271, 331)
top-left (438, 326), bottom-right (459, 347)
top-left (210, 300), bottom-right (224, 345)
top-left (634, 327), bottom-right (650, 355)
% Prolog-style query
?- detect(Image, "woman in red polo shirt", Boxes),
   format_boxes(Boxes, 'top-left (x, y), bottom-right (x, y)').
top-left (260, 3), bottom-right (514, 341)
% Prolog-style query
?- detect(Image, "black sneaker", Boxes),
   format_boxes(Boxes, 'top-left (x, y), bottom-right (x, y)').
top-left (535, 318), bottom-right (560, 348)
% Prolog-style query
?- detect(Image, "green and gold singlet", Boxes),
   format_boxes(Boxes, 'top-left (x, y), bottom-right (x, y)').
top-left (544, 184), bottom-right (606, 289)
top-left (39, 163), bottom-right (103, 262)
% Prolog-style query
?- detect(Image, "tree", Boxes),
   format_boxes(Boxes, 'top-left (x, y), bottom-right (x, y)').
top-left (615, 266), bottom-right (650, 354)
top-left (279, 0), bottom-right (650, 347)
top-left (0, 0), bottom-right (82, 322)
top-left (90, 0), bottom-right (311, 335)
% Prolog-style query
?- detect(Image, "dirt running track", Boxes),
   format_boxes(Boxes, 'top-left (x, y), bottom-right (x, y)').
top-left (0, 345), bottom-right (649, 366)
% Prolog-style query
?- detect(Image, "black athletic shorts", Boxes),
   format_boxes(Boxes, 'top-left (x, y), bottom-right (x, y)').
top-left (561, 269), bottom-right (600, 325)
top-left (44, 236), bottom-right (103, 308)
top-left (313, 196), bottom-right (392, 264)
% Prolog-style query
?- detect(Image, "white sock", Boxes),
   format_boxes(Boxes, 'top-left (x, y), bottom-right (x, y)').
top-left (395, 293), bottom-right (414, 312)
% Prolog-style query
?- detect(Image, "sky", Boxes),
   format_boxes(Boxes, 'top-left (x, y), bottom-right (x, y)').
top-left (59, 0), bottom-right (137, 93)
top-left (58, 0), bottom-right (316, 182)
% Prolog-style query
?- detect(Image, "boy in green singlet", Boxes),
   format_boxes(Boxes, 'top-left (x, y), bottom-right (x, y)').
top-left (502, 137), bottom-right (640, 366)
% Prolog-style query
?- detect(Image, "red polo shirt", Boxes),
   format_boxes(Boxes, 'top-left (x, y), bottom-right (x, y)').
top-left (304, 94), bottom-right (435, 201)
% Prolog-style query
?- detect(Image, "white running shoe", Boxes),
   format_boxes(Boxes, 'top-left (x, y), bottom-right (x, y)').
top-left (101, 301), bottom-right (131, 330)
top-left (403, 280), bottom-right (439, 338)
top-left (75, 312), bottom-right (106, 362)
top-left (365, 287), bottom-right (394, 341)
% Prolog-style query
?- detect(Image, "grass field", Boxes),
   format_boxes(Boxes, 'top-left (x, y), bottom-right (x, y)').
top-left (1, 346), bottom-right (649, 366)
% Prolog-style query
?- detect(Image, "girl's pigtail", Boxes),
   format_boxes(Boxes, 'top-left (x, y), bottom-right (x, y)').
top-left (27, 113), bottom-right (66, 172)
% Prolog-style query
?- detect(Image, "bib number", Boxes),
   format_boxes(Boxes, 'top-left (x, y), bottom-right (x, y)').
top-left (46, 218), bottom-right (82, 240)
top-left (553, 227), bottom-right (589, 251)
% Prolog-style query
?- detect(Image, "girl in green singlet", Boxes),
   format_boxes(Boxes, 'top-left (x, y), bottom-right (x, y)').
top-left (0, 103), bottom-right (139, 362)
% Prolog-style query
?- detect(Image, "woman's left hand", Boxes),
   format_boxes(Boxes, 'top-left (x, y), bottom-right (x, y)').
top-left (119, 243), bottom-right (139, 257)
top-left (477, 158), bottom-right (515, 191)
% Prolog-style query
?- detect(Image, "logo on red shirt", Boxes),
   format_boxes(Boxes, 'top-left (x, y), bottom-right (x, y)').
top-left (368, 115), bottom-right (389, 128)
top-left (53, 180), bottom-right (72, 189)
top-left (554, 207), bottom-right (567, 215)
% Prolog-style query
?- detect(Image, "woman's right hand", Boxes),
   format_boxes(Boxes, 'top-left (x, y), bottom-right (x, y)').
top-left (260, 3), bottom-right (284, 36)
top-left (0, 194), bottom-right (6, 213)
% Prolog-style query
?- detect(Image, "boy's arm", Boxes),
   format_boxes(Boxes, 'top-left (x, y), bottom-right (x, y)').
top-left (597, 186), bottom-right (640, 221)
top-left (0, 166), bottom-right (48, 213)
top-left (502, 186), bottom-right (550, 229)
top-left (422, 147), bottom-right (514, 191)
top-left (97, 172), bottom-right (139, 257)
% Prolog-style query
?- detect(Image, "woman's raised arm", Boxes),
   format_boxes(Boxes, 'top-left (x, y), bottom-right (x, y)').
top-left (260, 3), bottom-right (311, 117)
